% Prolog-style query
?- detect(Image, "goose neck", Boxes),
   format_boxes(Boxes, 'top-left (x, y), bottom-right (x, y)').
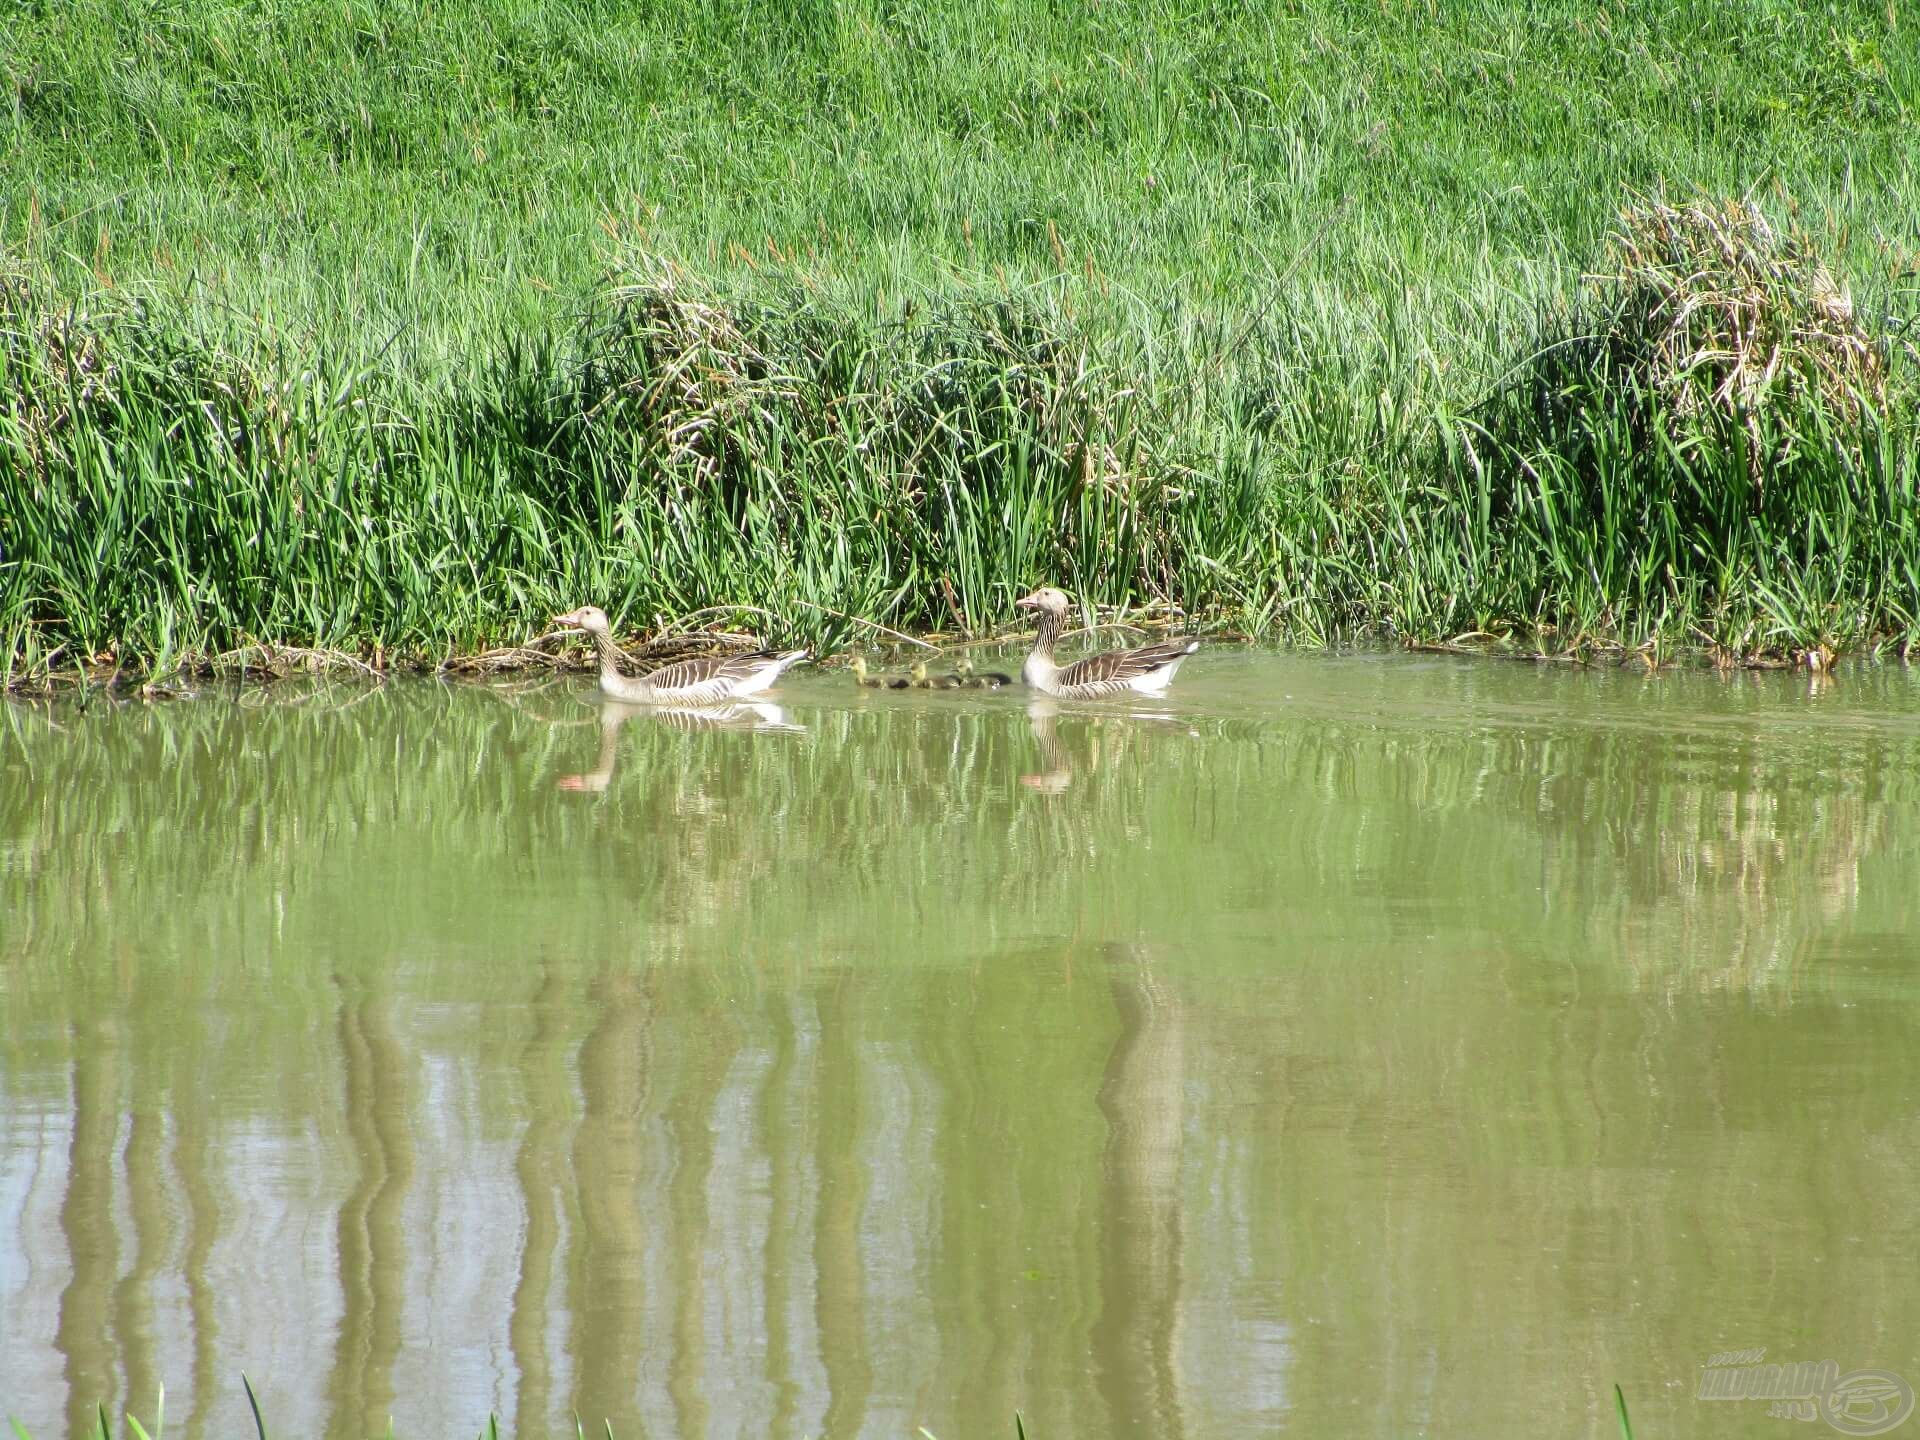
top-left (1022, 607), bottom-right (1063, 692)
top-left (589, 628), bottom-right (635, 690)
top-left (1029, 607), bottom-right (1063, 661)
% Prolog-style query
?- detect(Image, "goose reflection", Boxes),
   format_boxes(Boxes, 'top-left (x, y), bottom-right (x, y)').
top-left (557, 699), bottom-right (805, 793)
top-left (1019, 699), bottom-right (1075, 795)
top-left (1019, 699), bottom-right (1197, 796)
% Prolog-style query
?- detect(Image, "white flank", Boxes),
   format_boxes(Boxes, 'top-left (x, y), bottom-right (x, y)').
top-left (729, 650), bottom-right (809, 697)
top-left (727, 662), bottom-right (782, 696)
top-left (1126, 642), bottom-right (1200, 694)
top-left (1125, 664), bottom-right (1178, 695)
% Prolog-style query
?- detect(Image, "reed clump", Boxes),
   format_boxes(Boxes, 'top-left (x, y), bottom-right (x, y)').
top-left (3, 205), bottom-right (1917, 693)
top-left (1607, 199), bottom-right (1888, 433)
top-left (1450, 200), bottom-right (1919, 665)
top-left (566, 255), bottom-right (1138, 501)
top-left (1498, 200), bottom-right (1898, 477)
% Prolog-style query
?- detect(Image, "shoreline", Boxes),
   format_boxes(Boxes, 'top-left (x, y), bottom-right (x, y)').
top-left (4, 620), bottom-right (1901, 699)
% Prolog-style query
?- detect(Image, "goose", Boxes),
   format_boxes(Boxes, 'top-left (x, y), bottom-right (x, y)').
top-left (554, 606), bottom-right (809, 704)
top-left (1014, 586), bottom-right (1199, 699)
top-left (848, 656), bottom-right (887, 689)
top-left (957, 657), bottom-right (1014, 689)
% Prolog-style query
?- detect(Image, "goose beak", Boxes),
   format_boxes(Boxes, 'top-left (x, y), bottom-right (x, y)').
top-left (1014, 592), bottom-right (1041, 610)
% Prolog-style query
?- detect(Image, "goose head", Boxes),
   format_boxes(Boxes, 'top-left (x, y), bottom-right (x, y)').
top-left (553, 605), bottom-right (612, 636)
top-left (1014, 586), bottom-right (1071, 617)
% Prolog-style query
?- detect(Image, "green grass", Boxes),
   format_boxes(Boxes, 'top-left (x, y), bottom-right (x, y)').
top-left (2, 0), bottom-right (1917, 686)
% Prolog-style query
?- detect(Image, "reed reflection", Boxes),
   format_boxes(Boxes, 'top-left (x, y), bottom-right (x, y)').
top-left (1092, 944), bottom-right (1188, 1439)
top-left (57, 1018), bottom-right (121, 1440)
top-left (3, 668), bottom-right (1919, 1439)
top-left (762, 993), bottom-right (829, 1440)
top-left (326, 981), bottom-right (415, 1440)
top-left (663, 997), bottom-right (739, 1439)
top-left (508, 954), bottom-right (574, 1438)
top-left (814, 979), bottom-right (875, 1440)
top-left (174, 1090), bottom-right (222, 1438)
top-left (565, 968), bottom-right (654, 1431)
top-left (111, 1094), bottom-right (170, 1418)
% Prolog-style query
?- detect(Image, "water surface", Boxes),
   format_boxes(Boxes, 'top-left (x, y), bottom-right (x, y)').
top-left (4, 655), bottom-right (1919, 1438)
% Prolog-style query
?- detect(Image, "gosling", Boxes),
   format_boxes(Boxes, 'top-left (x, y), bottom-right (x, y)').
top-left (957, 656), bottom-right (1014, 689)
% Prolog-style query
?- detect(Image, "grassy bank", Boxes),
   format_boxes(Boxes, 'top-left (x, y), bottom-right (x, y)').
top-left (3, 0), bottom-right (1917, 686)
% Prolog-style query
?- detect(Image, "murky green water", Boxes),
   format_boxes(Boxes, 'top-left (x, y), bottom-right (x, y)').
top-left (4, 655), bottom-right (1920, 1439)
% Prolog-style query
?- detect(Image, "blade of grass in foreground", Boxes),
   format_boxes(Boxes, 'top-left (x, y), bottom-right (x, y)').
top-left (241, 1374), bottom-right (267, 1440)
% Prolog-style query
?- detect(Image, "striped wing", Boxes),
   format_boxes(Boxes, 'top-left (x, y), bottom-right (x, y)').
top-left (642, 649), bottom-right (804, 702)
top-left (1055, 639), bottom-right (1200, 696)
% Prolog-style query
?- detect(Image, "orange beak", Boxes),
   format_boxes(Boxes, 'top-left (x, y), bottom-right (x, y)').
top-left (1014, 591), bottom-right (1042, 610)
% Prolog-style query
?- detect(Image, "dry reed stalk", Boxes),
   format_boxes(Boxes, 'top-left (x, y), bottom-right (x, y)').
top-left (1596, 199), bottom-right (1888, 478)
